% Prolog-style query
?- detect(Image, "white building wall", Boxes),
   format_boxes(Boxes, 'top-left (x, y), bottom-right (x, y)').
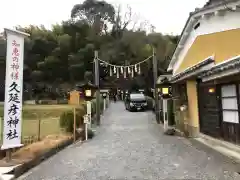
top-left (173, 11), bottom-right (240, 75)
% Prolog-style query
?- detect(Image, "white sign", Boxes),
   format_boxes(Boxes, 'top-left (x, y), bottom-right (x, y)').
top-left (1, 29), bottom-right (29, 150)
top-left (103, 99), bottom-right (106, 110)
top-left (87, 101), bottom-right (91, 115)
top-left (83, 115), bottom-right (90, 124)
top-left (163, 99), bottom-right (168, 130)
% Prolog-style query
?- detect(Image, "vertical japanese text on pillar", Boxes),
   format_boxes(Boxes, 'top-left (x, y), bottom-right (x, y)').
top-left (6, 40), bottom-right (21, 140)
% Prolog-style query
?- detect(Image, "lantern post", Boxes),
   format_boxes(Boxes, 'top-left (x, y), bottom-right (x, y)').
top-left (77, 82), bottom-right (97, 140)
top-left (157, 81), bottom-right (172, 131)
top-left (100, 89), bottom-right (109, 111)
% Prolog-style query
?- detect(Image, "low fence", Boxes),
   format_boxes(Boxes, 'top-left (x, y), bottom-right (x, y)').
top-left (24, 99), bottom-right (68, 105)
top-left (0, 105), bottom-right (73, 146)
top-left (0, 97), bottom-right (109, 159)
top-left (0, 97), bottom-right (107, 147)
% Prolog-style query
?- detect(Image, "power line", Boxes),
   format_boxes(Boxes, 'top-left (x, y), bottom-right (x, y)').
top-left (96, 55), bottom-right (153, 68)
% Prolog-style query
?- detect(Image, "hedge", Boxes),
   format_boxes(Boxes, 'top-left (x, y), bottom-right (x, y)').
top-left (146, 96), bottom-right (155, 110)
top-left (59, 97), bottom-right (104, 133)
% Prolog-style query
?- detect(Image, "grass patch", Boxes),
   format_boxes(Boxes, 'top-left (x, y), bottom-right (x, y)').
top-left (22, 118), bottom-right (61, 139)
top-left (14, 134), bottom-right (72, 161)
top-left (0, 104), bottom-right (86, 144)
top-left (0, 104), bottom-right (84, 119)
top-left (0, 134), bottom-right (72, 166)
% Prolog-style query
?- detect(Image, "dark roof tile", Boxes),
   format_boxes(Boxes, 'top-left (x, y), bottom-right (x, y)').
top-left (199, 56), bottom-right (240, 78)
top-left (203, 0), bottom-right (238, 8)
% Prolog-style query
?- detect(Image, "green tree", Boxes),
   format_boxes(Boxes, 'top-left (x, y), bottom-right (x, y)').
top-left (0, 1), bottom-right (179, 99)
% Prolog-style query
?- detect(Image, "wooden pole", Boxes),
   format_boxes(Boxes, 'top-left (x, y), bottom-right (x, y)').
top-left (94, 51), bottom-right (101, 126)
top-left (78, 90), bottom-right (80, 105)
top-left (73, 107), bottom-right (76, 142)
top-left (6, 149), bottom-right (12, 162)
top-left (85, 118), bottom-right (88, 141)
top-left (103, 98), bottom-right (106, 111)
top-left (152, 46), bottom-right (159, 124)
top-left (37, 114), bottom-right (41, 141)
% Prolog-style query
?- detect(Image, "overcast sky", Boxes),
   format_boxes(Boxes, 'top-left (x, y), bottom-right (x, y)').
top-left (0, 0), bottom-right (208, 35)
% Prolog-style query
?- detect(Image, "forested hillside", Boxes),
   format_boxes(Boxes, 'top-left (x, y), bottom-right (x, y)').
top-left (0, 0), bottom-right (179, 95)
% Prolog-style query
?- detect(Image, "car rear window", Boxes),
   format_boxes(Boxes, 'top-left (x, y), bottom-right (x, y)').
top-left (130, 93), bottom-right (145, 100)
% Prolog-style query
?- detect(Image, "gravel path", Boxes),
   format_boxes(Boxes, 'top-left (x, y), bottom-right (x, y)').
top-left (18, 102), bottom-right (240, 180)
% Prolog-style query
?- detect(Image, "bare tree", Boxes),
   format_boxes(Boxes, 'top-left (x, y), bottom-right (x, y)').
top-left (111, 4), bottom-right (152, 39)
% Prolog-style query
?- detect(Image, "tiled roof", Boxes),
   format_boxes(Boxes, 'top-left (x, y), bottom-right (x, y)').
top-left (156, 75), bottom-right (172, 84)
top-left (204, 0), bottom-right (234, 7)
top-left (170, 57), bottom-right (214, 82)
top-left (168, 0), bottom-right (238, 71)
top-left (199, 56), bottom-right (240, 78)
top-left (204, 0), bottom-right (224, 7)
top-left (200, 0), bottom-right (238, 12)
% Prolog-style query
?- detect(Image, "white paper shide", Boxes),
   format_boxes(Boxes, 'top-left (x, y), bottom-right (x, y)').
top-left (1, 30), bottom-right (28, 150)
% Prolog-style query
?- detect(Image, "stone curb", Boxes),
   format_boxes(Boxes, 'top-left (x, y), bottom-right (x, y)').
top-left (198, 133), bottom-right (240, 154)
top-left (11, 108), bottom-right (106, 179)
top-left (193, 134), bottom-right (240, 164)
top-left (11, 138), bottom-right (75, 179)
top-left (157, 120), bottom-right (240, 165)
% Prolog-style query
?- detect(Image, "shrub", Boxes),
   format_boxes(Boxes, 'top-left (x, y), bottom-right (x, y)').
top-left (38, 100), bottom-right (58, 105)
top-left (99, 97), bottom-right (104, 112)
top-left (57, 99), bottom-right (68, 104)
top-left (59, 109), bottom-right (83, 133)
top-left (90, 97), bottom-right (104, 114)
top-left (59, 97), bottom-right (105, 134)
top-left (146, 96), bottom-right (154, 110)
top-left (88, 128), bottom-right (95, 139)
top-left (77, 104), bottom-right (87, 117)
top-left (83, 128), bottom-right (95, 139)
top-left (91, 99), bottom-right (96, 115)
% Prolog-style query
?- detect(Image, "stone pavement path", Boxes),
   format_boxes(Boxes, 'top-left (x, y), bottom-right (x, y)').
top-left (18, 102), bottom-right (240, 180)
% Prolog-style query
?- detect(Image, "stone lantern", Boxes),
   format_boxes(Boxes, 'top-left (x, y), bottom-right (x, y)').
top-left (76, 82), bottom-right (97, 102)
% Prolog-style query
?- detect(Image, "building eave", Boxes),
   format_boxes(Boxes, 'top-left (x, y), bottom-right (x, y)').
top-left (199, 55), bottom-right (240, 82)
top-left (167, 0), bottom-right (240, 72)
top-left (170, 56), bottom-right (215, 83)
top-left (156, 74), bottom-right (172, 84)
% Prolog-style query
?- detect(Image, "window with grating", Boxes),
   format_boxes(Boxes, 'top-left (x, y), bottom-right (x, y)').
top-left (221, 84), bottom-right (239, 124)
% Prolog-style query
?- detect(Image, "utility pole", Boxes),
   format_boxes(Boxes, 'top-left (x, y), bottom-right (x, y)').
top-left (94, 51), bottom-right (101, 126)
top-left (152, 46), bottom-right (159, 124)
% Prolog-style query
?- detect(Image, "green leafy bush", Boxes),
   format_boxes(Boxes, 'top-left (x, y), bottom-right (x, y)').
top-left (59, 97), bottom-right (105, 134)
top-left (146, 96), bottom-right (154, 110)
top-left (85, 128), bottom-right (95, 139)
top-left (91, 99), bottom-right (96, 115)
top-left (99, 97), bottom-right (104, 112)
top-left (57, 99), bottom-right (68, 104)
top-left (91, 97), bottom-right (104, 114)
top-left (59, 110), bottom-right (83, 133)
